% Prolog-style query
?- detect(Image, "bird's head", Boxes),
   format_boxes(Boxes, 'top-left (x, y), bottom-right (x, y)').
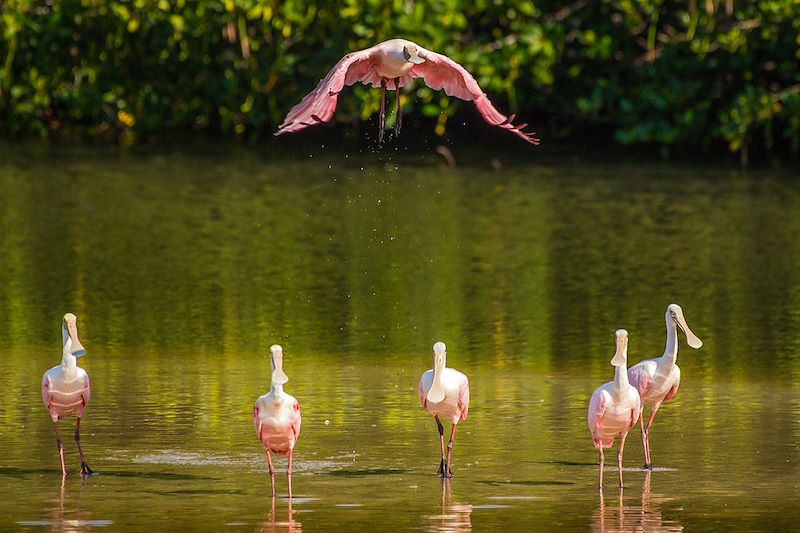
top-left (62, 313), bottom-right (86, 358)
top-left (666, 304), bottom-right (703, 349)
top-left (432, 341), bottom-right (447, 367)
top-left (610, 329), bottom-right (628, 367)
top-left (269, 344), bottom-right (289, 385)
top-left (403, 44), bottom-right (425, 64)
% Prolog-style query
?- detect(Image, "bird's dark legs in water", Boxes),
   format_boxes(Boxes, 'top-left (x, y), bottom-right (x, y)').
top-left (75, 417), bottom-right (93, 477)
top-left (435, 415), bottom-right (447, 477)
top-left (394, 77), bottom-right (402, 137)
top-left (379, 79), bottom-right (386, 142)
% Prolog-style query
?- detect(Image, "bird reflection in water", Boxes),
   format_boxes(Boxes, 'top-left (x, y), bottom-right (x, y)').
top-left (592, 471), bottom-right (683, 532)
top-left (260, 497), bottom-right (302, 533)
top-left (36, 478), bottom-right (111, 532)
top-left (422, 480), bottom-right (472, 532)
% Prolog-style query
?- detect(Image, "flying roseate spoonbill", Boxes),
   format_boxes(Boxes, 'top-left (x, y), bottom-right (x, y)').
top-left (628, 304), bottom-right (703, 469)
top-left (275, 38), bottom-right (540, 144)
top-left (418, 342), bottom-right (470, 478)
top-left (253, 344), bottom-right (302, 498)
top-left (41, 313), bottom-right (92, 478)
top-left (588, 329), bottom-right (642, 490)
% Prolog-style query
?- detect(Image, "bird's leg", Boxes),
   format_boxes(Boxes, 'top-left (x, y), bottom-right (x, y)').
top-left (641, 405), bottom-right (659, 469)
top-left (444, 424), bottom-right (457, 479)
top-left (287, 449), bottom-right (293, 500)
top-left (435, 415), bottom-right (446, 477)
top-left (617, 432), bottom-right (628, 489)
top-left (598, 447), bottom-right (604, 491)
top-left (53, 421), bottom-right (66, 478)
top-left (266, 450), bottom-right (276, 498)
top-left (75, 417), bottom-right (93, 477)
top-left (378, 79), bottom-right (386, 142)
top-left (394, 77), bottom-right (402, 137)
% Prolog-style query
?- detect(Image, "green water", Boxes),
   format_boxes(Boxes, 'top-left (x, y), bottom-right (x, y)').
top-left (1, 144), bottom-right (799, 531)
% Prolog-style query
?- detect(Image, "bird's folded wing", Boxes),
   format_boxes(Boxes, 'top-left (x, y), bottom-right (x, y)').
top-left (413, 49), bottom-right (540, 145)
top-left (275, 48), bottom-right (375, 135)
top-left (458, 378), bottom-right (469, 420)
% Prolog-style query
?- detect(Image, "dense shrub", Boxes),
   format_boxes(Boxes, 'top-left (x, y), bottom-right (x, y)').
top-left (1, 0), bottom-right (798, 159)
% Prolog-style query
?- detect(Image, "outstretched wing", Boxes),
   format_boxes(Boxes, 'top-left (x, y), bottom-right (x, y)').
top-left (275, 47), bottom-right (377, 135)
top-left (413, 48), bottom-right (540, 145)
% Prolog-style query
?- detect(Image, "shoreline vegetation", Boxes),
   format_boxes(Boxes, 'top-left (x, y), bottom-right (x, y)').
top-left (1, 1), bottom-right (798, 163)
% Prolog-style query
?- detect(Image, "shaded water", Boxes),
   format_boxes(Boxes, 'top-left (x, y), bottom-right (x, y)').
top-left (1, 144), bottom-right (799, 531)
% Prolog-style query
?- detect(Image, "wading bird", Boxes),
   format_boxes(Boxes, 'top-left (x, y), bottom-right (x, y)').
top-left (41, 313), bottom-right (92, 478)
top-left (588, 329), bottom-right (642, 490)
top-left (254, 345), bottom-right (302, 498)
top-left (275, 38), bottom-right (539, 144)
top-left (418, 342), bottom-right (470, 478)
top-left (628, 304), bottom-right (703, 469)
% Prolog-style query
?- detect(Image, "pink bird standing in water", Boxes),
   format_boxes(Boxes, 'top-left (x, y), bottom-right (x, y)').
top-left (627, 304), bottom-right (703, 469)
top-left (418, 342), bottom-right (470, 478)
top-left (587, 329), bottom-right (642, 490)
top-left (275, 38), bottom-right (539, 144)
top-left (41, 313), bottom-right (93, 478)
top-left (254, 345), bottom-right (302, 498)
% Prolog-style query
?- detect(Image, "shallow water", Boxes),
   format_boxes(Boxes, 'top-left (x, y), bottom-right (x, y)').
top-left (1, 144), bottom-right (799, 531)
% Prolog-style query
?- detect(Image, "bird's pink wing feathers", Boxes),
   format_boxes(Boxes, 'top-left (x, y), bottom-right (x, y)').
top-left (82, 374), bottom-right (91, 406)
top-left (587, 389), bottom-right (606, 431)
top-left (253, 404), bottom-right (262, 439)
top-left (627, 361), bottom-right (654, 397)
top-left (458, 378), bottom-right (470, 421)
top-left (291, 401), bottom-right (302, 440)
top-left (41, 375), bottom-right (51, 408)
top-left (413, 49), bottom-right (540, 145)
top-left (276, 48), bottom-right (376, 135)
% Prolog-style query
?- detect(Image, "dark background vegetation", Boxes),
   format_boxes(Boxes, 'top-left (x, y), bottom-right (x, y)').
top-left (1, 0), bottom-right (798, 162)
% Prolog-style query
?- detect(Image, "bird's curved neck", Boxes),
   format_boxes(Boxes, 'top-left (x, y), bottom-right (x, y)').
top-left (661, 317), bottom-right (678, 365)
top-left (270, 382), bottom-right (284, 396)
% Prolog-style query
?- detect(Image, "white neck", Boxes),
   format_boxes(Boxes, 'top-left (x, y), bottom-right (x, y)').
top-left (271, 383), bottom-right (284, 396)
top-left (661, 316), bottom-right (678, 365)
top-left (61, 353), bottom-right (78, 376)
top-left (613, 363), bottom-right (629, 391)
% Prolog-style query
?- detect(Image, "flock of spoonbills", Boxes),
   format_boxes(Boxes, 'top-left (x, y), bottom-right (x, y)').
top-left (41, 303), bottom-right (701, 495)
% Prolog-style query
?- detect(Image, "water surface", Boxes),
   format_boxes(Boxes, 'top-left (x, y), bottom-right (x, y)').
top-left (1, 144), bottom-right (799, 531)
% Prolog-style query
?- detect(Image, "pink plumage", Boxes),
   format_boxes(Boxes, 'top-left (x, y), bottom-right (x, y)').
top-left (587, 329), bottom-right (641, 489)
top-left (276, 38), bottom-right (539, 145)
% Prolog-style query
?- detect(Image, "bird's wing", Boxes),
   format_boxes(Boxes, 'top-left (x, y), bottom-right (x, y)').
top-left (275, 47), bottom-right (377, 135)
top-left (627, 360), bottom-right (655, 396)
top-left (588, 389), bottom-right (607, 429)
top-left (253, 404), bottom-right (262, 439)
top-left (418, 372), bottom-right (429, 408)
top-left (412, 48), bottom-right (540, 145)
top-left (81, 373), bottom-right (91, 406)
top-left (458, 377), bottom-right (470, 421)
top-left (41, 375), bottom-right (51, 407)
top-left (291, 401), bottom-right (302, 439)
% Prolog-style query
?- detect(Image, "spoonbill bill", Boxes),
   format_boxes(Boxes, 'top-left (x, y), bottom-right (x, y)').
top-left (254, 344), bottom-right (302, 498)
top-left (418, 342), bottom-right (470, 478)
top-left (628, 304), bottom-right (703, 469)
top-left (587, 329), bottom-right (642, 489)
top-left (275, 38), bottom-right (539, 144)
top-left (41, 313), bottom-right (92, 478)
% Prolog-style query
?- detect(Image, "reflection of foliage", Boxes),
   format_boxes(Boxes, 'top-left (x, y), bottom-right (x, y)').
top-left (1, 1), bottom-right (798, 158)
